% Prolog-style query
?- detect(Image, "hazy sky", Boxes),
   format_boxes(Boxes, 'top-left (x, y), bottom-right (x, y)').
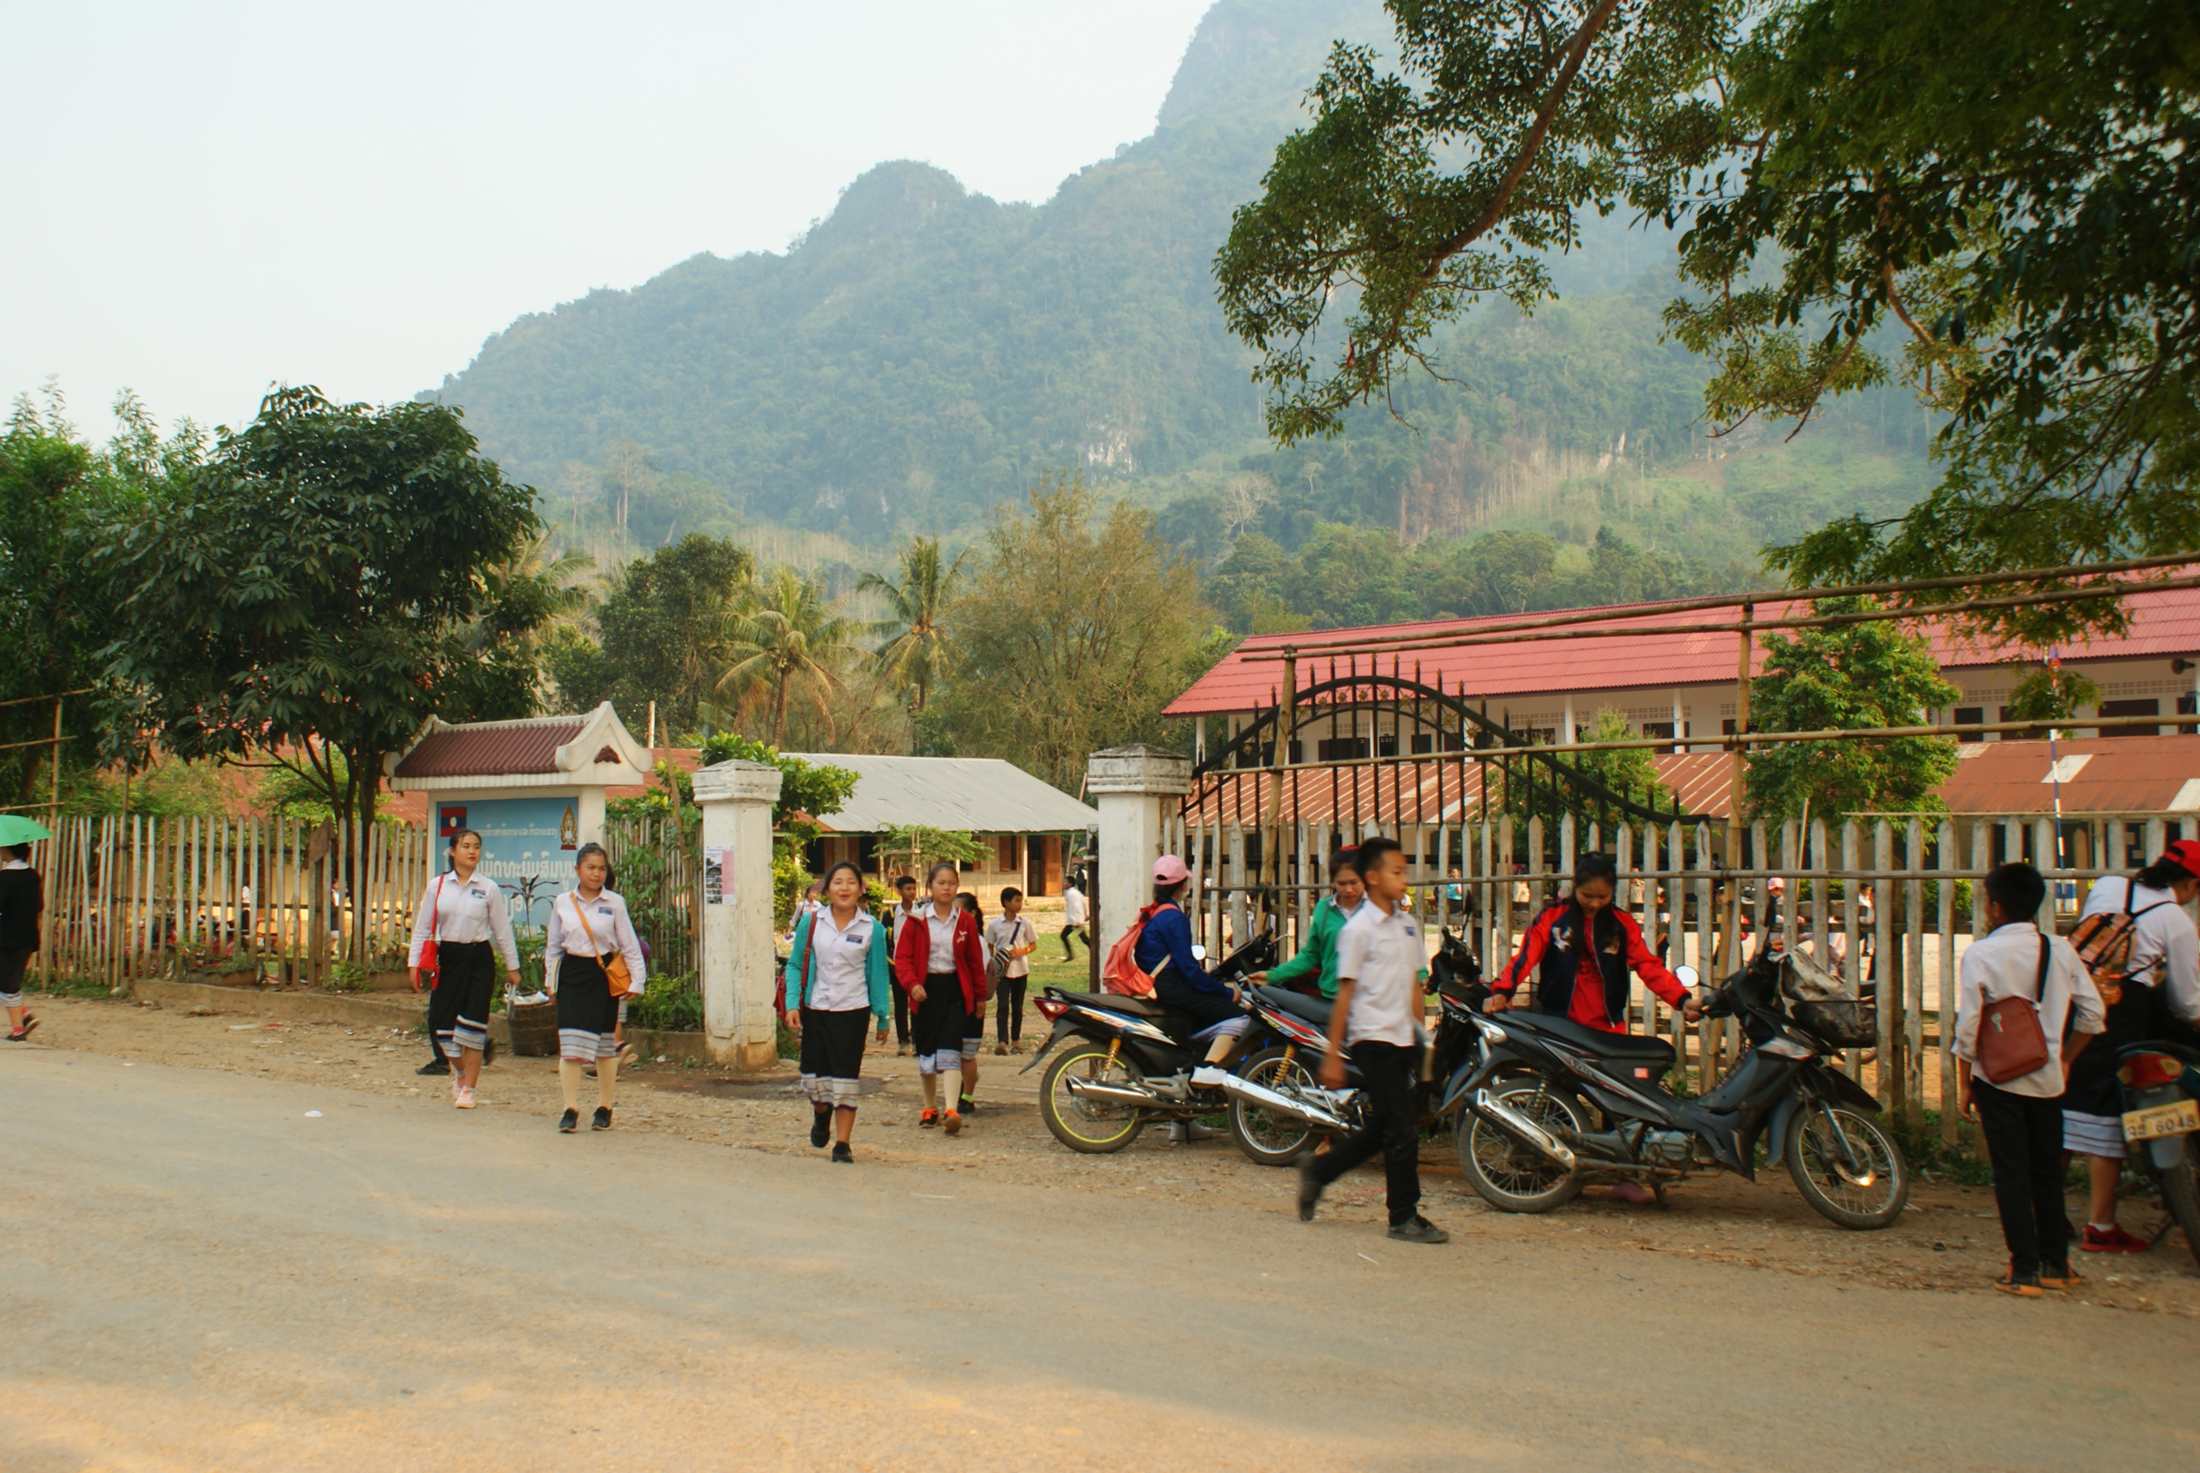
top-left (3, 0), bottom-right (1213, 440)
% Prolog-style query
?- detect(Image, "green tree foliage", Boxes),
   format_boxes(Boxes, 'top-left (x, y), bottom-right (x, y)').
top-left (1496, 708), bottom-right (1677, 829)
top-left (548, 533), bottom-right (755, 738)
top-left (1216, 0), bottom-right (2197, 638)
top-left (1744, 600), bottom-right (1960, 822)
top-left (2001, 666), bottom-right (2102, 731)
top-left (859, 536), bottom-right (967, 719)
top-left (878, 824), bottom-right (986, 878)
top-left (89, 387), bottom-right (544, 850)
top-left (927, 476), bottom-right (1224, 792)
top-left (696, 732), bottom-right (857, 829)
top-left (716, 568), bottom-right (857, 746)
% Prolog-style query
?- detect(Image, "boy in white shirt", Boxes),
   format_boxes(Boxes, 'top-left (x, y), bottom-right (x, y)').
top-left (1059, 878), bottom-right (1089, 961)
top-left (1954, 862), bottom-right (2105, 1296)
top-left (886, 875), bottom-right (920, 1055)
top-left (985, 887), bottom-right (1038, 1054)
top-left (1296, 836), bottom-right (1448, 1245)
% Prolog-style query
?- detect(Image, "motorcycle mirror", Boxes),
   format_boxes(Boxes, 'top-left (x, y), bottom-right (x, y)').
top-left (1191, 944), bottom-right (1208, 963)
top-left (1673, 965), bottom-right (1700, 989)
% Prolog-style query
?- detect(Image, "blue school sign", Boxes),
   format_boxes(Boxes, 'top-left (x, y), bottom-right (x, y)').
top-left (434, 796), bottom-right (580, 929)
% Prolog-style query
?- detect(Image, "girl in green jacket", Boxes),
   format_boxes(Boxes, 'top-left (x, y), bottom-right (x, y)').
top-left (1259, 849), bottom-right (1365, 1000)
top-left (785, 861), bottom-right (894, 1162)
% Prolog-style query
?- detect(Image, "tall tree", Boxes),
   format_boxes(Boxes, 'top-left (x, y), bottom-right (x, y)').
top-left (1744, 599), bottom-right (1960, 822)
top-left (859, 535), bottom-right (967, 720)
top-left (1215, 0), bottom-right (2200, 639)
top-left (928, 476), bottom-right (1223, 792)
top-left (550, 533), bottom-right (754, 738)
top-left (89, 385), bottom-right (543, 850)
top-left (716, 568), bottom-right (856, 746)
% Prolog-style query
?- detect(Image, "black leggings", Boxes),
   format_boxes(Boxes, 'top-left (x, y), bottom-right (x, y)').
top-left (892, 981), bottom-right (910, 1045)
top-left (995, 978), bottom-right (1028, 1042)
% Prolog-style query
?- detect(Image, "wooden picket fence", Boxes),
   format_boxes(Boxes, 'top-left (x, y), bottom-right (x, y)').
top-left (1170, 808), bottom-right (2200, 1145)
top-left (29, 815), bottom-right (440, 990)
top-left (601, 812), bottom-right (700, 982)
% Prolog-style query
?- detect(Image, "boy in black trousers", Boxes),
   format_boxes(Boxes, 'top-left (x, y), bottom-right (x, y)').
top-left (1954, 862), bottom-right (2104, 1296)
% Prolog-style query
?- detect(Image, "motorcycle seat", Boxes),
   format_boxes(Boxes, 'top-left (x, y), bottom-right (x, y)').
top-left (1252, 985), bottom-right (1332, 1025)
top-left (1504, 1010), bottom-right (1677, 1066)
top-left (1055, 990), bottom-right (1165, 1018)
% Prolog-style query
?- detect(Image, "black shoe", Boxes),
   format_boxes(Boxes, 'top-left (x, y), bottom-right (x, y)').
top-left (831, 1143), bottom-right (853, 1164)
top-left (1297, 1158), bottom-right (1323, 1222)
top-left (558, 1109), bottom-right (579, 1133)
top-left (810, 1110), bottom-right (832, 1148)
top-left (591, 1107), bottom-right (612, 1131)
top-left (418, 1058), bottom-right (450, 1076)
top-left (958, 1096), bottom-right (978, 1116)
top-left (1387, 1215), bottom-right (1450, 1245)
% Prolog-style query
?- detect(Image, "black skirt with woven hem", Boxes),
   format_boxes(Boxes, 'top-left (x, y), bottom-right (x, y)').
top-left (556, 952), bottom-right (619, 1062)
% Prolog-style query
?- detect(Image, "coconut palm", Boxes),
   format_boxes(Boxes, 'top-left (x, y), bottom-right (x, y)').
top-left (715, 568), bottom-right (856, 745)
top-left (859, 536), bottom-right (967, 718)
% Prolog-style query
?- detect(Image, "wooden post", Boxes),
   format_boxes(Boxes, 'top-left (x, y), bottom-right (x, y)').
top-left (1720, 603), bottom-right (1754, 980)
top-left (1266, 652), bottom-right (1298, 931)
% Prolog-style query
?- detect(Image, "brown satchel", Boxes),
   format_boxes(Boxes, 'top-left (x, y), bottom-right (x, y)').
top-left (1976, 936), bottom-right (2052, 1085)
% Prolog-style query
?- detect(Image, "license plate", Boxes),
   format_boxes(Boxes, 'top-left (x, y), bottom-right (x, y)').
top-left (2122, 1098), bottom-right (2200, 1142)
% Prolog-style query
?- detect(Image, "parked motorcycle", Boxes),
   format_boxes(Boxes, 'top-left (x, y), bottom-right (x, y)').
top-left (1447, 945), bottom-right (1910, 1229)
top-left (1226, 926), bottom-right (1491, 1166)
top-left (2114, 1039), bottom-right (2200, 1268)
top-left (1023, 933), bottom-right (1281, 1154)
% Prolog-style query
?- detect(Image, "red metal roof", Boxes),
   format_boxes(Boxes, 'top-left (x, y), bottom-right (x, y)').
top-left (1934, 735), bottom-right (2200, 815)
top-left (1166, 584), bottom-right (2200, 717)
top-left (392, 717), bottom-right (586, 779)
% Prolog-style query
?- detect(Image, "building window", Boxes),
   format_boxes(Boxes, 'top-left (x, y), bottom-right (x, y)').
top-left (1317, 736), bottom-right (1371, 762)
top-left (1953, 705), bottom-right (1984, 743)
top-left (1376, 733), bottom-right (1399, 758)
top-left (996, 835), bottom-right (1017, 870)
top-left (2098, 697), bottom-right (2159, 737)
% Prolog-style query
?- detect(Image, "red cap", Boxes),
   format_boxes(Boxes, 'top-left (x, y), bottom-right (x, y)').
top-left (2160, 839), bottom-right (2200, 878)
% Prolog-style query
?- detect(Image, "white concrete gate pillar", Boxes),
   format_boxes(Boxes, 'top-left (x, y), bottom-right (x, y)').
top-left (1086, 745), bottom-right (1192, 955)
top-left (693, 759), bottom-right (784, 1070)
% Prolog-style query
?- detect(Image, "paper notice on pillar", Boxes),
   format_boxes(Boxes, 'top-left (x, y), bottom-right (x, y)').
top-left (703, 847), bottom-right (730, 905)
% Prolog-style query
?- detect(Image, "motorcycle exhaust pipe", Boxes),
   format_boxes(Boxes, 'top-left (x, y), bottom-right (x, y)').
top-left (1063, 1076), bottom-right (1163, 1110)
top-left (1472, 1087), bottom-right (1577, 1171)
top-left (1209, 1072), bottom-right (1354, 1133)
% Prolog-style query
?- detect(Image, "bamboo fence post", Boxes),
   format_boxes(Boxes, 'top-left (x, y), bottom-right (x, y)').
top-left (1936, 819), bottom-right (1960, 1143)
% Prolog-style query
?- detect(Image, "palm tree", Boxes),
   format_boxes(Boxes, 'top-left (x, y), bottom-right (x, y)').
top-left (859, 536), bottom-right (967, 718)
top-left (715, 568), bottom-right (856, 745)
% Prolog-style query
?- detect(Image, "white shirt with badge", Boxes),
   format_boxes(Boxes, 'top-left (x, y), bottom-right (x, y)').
top-left (985, 914), bottom-right (1034, 980)
top-left (407, 869), bottom-right (519, 970)
top-left (543, 887), bottom-right (648, 995)
top-left (807, 907), bottom-right (877, 1012)
top-left (924, 907), bottom-right (959, 973)
top-left (1334, 898), bottom-right (1423, 1046)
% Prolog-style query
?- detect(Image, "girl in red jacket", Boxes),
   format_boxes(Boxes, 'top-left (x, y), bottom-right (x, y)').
top-left (894, 861), bottom-right (988, 1134)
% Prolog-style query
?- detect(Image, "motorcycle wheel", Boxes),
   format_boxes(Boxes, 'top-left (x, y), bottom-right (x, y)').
top-left (1227, 1045), bottom-right (1320, 1166)
top-left (1458, 1076), bottom-right (1586, 1214)
top-left (1785, 1103), bottom-right (1909, 1229)
top-left (2158, 1136), bottom-right (2200, 1270)
top-left (1039, 1040), bottom-right (1148, 1154)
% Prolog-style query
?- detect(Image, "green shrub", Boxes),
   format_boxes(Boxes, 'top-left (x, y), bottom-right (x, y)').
top-left (627, 970), bottom-right (703, 1033)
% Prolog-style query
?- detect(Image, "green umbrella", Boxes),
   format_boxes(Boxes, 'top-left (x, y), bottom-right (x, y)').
top-left (0, 814), bottom-right (53, 847)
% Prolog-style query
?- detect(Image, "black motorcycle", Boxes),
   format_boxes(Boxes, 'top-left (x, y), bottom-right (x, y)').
top-left (2113, 1039), bottom-right (2200, 1268)
top-left (1446, 945), bottom-right (1910, 1229)
top-left (1225, 927), bottom-right (1490, 1166)
top-left (1024, 932), bottom-right (1278, 1154)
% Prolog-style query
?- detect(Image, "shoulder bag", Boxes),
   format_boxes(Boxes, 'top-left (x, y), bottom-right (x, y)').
top-left (418, 874), bottom-right (447, 987)
top-left (570, 894), bottom-right (636, 998)
top-left (1976, 936), bottom-right (2053, 1085)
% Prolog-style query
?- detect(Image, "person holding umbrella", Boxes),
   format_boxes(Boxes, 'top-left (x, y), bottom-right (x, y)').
top-left (0, 817), bottom-right (46, 1042)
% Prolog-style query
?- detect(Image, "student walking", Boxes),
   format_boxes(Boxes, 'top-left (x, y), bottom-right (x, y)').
top-left (1, 844), bottom-right (43, 1042)
top-left (2065, 842), bottom-right (2200, 1252)
top-left (893, 862), bottom-right (987, 1134)
top-left (1258, 848), bottom-right (1363, 999)
top-left (986, 888), bottom-right (1037, 1054)
top-left (785, 860), bottom-right (893, 1162)
top-left (545, 843), bottom-right (646, 1133)
top-left (885, 875), bottom-right (921, 1055)
top-left (1953, 862), bottom-right (2104, 1296)
top-left (956, 892), bottom-right (988, 1104)
top-left (407, 829), bottom-right (520, 1109)
top-left (1059, 877), bottom-right (1089, 961)
top-left (1296, 837), bottom-right (1448, 1244)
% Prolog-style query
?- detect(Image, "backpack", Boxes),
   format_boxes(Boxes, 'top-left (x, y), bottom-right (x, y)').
top-left (1101, 903), bottom-right (1169, 997)
top-left (2067, 877), bottom-right (2172, 1008)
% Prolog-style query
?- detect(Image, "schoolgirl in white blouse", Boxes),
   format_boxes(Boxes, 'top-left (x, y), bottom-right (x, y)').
top-left (406, 828), bottom-right (520, 1110)
top-left (544, 842), bottom-right (647, 1133)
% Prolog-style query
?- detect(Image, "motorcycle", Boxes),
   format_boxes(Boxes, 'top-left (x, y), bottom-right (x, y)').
top-left (1023, 932), bottom-right (1283, 1155)
top-left (1225, 926), bottom-right (1491, 1166)
top-left (1447, 944), bottom-right (1910, 1229)
top-left (2113, 1039), bottom-right (2200, 1268)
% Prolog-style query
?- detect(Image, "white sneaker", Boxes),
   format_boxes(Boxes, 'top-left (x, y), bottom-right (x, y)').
top-left (1190, 1065), bottom-right (1230, 1088)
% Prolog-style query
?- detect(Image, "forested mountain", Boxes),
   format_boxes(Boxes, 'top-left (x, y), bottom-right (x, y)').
top-left (425, 0), bottom-right (1933, 594)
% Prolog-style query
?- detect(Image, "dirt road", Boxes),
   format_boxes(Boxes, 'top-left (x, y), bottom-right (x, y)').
top-left (8, 1035), bottom-right (2199, 1472)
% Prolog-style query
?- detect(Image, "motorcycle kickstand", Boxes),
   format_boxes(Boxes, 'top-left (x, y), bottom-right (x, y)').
top-left (1651, 1181), bottom-right (1670, 1211)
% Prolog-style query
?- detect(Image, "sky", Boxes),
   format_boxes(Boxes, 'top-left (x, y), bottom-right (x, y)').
top-left (1, 0), bottom-right (1214, 441)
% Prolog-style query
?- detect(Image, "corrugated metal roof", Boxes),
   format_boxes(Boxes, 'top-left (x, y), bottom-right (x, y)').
top-left (1166, 583), bottom-right (2200, 717)
top-left (1935, 735), bottom-right (2200, 814)
top-left (393, 717), bottom-right (585, 778)
top-left (1183, 752), bottom-right (1736, 825)
top-left (780, 753), bottom-right (1097, 834)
